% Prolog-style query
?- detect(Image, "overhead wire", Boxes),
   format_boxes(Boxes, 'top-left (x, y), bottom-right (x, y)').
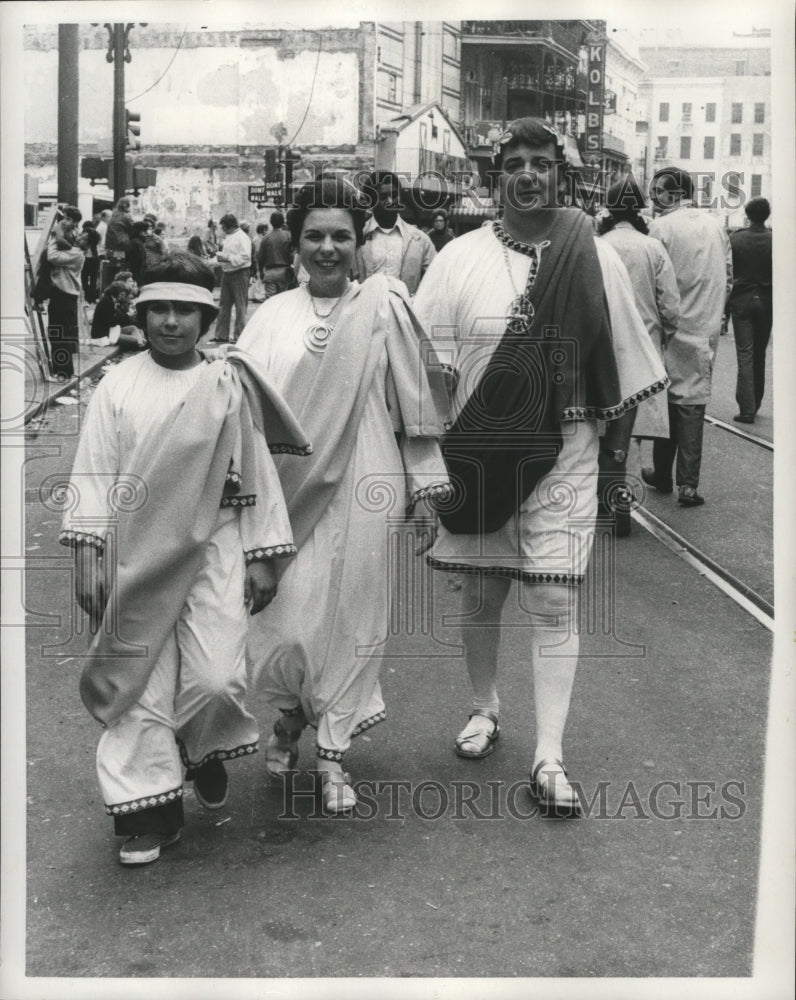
top-left (126, 25), bottom-right (189, 103)
top-left (285, 33), bottom-right (323, 147)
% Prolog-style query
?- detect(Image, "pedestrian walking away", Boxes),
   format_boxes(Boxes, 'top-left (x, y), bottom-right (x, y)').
top-left (354, 170), bottom-right (437, 296)
top-left (213, 213), bottom-right (253, 343)
top-left (598, 176), bottom-right (681, 535)
top-left (645, 166), bottom-right (732, 507)
top-left (726, 196), bottom-right (772, 423)
top-left (257, 211), bottom-right (294, 298)
top-left (58, 251), bottom-right (309, 866)
top-left (238, 178), bottom-right (450, 815)
top-left (413, 118), bottom-right (669, 816)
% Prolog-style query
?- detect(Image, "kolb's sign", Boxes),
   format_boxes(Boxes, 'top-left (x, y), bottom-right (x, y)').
top-left (585, 42), bottom-right (606, 154)
top-left (248, 182), bottom-right (283, 204)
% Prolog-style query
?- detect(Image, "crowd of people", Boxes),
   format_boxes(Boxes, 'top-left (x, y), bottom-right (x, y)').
top-left (54, 119), bottom-right (773, 866)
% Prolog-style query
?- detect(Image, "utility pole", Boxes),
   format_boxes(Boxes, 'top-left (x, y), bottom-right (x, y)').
top-left (106, 22), bottom-right (133, 205)
top-left (57, 24), bottom-right (79, 207)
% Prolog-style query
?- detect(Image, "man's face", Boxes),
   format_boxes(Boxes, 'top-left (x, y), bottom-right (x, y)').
top-left (61, 218), bottom-right (78, 237)
top-left (500, 140), bottom-right (562, 213)
top-left (373, 182), bottom-right (402, 228)
top-left (432, 216), bottom-right (446, 230)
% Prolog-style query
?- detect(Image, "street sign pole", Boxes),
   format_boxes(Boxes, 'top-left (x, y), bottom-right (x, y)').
top-left (112, 24), bottom-right (126, 206)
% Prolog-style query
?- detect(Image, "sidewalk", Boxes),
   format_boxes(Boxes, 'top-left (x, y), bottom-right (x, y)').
top-left (23, 336), bottom-right (122, 425)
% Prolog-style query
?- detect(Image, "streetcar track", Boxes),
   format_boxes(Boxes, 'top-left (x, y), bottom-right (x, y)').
top-left (632, 506), bottom-right (774, 631)
top-left (704, 414), bottom-right (773, 451)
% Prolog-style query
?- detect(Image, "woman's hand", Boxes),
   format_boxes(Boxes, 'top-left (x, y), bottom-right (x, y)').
top-left (244, 560), bottom-right (278, 615)
top-left (74, 545), bottom-right (107, 635)
top-left (408, 497), bottom-right (439, 556)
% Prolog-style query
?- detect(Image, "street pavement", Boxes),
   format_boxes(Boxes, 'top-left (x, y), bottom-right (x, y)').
top-left (16, 303), bottom-right (776, 982)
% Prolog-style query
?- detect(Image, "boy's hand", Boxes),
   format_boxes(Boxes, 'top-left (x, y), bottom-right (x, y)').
top-left (74, 545), bottom-right (107, 635)
top-left (244, 560), bottom-right (278, 615)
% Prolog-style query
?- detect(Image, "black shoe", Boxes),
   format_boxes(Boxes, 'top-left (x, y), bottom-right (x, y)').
top-left (733, 414), bottom-right (755, 424)
top-left (677, 487), bottom-right (705, 507)
top-left (641, 467), bottom-right (673, 495)
top-left (188, 758), bottom-right (228, 810)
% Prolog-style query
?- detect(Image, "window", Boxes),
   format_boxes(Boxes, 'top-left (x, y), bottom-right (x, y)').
top-left (655, 136), bottom-right (668, 159)
top-left (705, 103), bottom-right (716, 122)
top-left (704, 136), bottom-right (715, 159)
top-left (752, 133), bottom-right (764, 156)
top-left (751, 175), bottom-right (762, 197)
top-left (680, 136), bottom-right (691, 159)
top-left (682, 102), bottom-right (692, 123)
top-left (731, 103), bottom-right (743, 123)
top-left (659, 102), bottom-right (669, 122)
top-left (730, 133), bottom-right (741, 156)
top-left (735, 60), bottom-right (746, 76)
top-left (754, 103), bottom-right (765, 123)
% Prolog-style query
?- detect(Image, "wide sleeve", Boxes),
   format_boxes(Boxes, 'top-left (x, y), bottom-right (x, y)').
top-left (654, 244), bottom-right (681, 344)
top-left (382, 282), bottom-right (452, 514)
top-left (47, 236), bottom-right (84, 269)
top-left (59, 377), bottom-right (120, 552)
top-left (239, 436), bottom-right (296, 565)
top-left (412, 252), bottom-right (460, 409)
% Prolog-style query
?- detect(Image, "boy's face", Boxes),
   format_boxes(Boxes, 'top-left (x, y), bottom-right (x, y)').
top-left (145, 300), bottom-right (203, 369)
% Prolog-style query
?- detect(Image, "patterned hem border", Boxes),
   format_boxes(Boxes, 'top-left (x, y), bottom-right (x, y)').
top-left (221, 495), bottom-right (256, 508)
top-left (561, 377), bottom-right (671, 422)
top-left (105, 786), bottom-right (183, 816)
top-left (406, 483), bottom-right (453, 516)
top-left (351, 710), bottom-right (386, 738)
top-left (244, 543), bottom-right (297, 564)
top-left (179, 740), bottom-right (259, 771)
top-left (59, 529), bottom-right (105, 551)
top-left (440, 362), bottom-right (458, 378)
top-left (426, 556), bottom-right (584, 586)
top-left (316, 746), bottom-right (344, 763)
top-left (269, 443), bottom-right (314, 456)
top-left (224, 471), bottom-right (242, 488)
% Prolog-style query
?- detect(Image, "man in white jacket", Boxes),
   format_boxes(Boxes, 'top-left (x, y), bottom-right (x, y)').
top-left (212, 213), bottom-right (252, 343)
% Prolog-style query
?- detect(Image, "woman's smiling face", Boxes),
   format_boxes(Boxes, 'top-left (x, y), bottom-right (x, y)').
top-left (300, 208), bottom-right (356, 297)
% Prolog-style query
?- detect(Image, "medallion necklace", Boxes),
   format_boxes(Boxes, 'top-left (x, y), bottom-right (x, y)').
top-left (492, 221), bottom-right (551, 334)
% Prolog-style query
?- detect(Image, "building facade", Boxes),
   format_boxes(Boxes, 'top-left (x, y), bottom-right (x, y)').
top-left (23, 21), bottom-right (463, 234)
top-left (638, 43), bottom-right (771, 225)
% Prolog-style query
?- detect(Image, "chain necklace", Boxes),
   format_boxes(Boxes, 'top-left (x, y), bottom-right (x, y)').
top-left (493, 221), bottom-right (550, 334)
top-left (304, 283), bottom-right (349, 353)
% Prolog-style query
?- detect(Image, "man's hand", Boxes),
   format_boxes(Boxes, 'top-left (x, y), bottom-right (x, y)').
top-left (244, 560), bottom-right (278, 615)
top-left (74, 545), bottom-right (107, 635)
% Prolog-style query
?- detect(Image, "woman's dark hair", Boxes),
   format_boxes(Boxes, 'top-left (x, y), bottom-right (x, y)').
top-left (187, 235), bottom-right (205, 256)
top-left (286, 178), bottom-right (369, 248)
top-left (601, 177), bottom-right (650, 236)
top-left (133, 220), bottom-right (150, 238)
top-left (431, 207), bottom-right (449, 222)
top-left (106, 281), bottom-right (128, 299)
top-left (114, 197), bottom-right (131, 213)
top-left (136, 251), bottom-right (218, 334)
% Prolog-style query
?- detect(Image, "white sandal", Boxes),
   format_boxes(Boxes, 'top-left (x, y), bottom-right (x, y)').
top-left (454, 711), bottom-right (500, 759)
top-left (319, 769), bottom-right (357, 814)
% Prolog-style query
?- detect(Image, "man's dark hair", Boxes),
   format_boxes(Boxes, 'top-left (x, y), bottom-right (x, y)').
top-left (133, 221), bottom-right (150, 238)
top-left (745, 196), bottom-right (771, 224)
top-left (82, 220), bottom-right (96, 231)
top-left (62, 205), bottom-right (82, 224)
top-left (219, 213), bottom-right (238, 230)
top-left (270, 211), bottom-right (285, 229)
top-left (256, 222), bottom-right (268, 235)
top-left (116, 270), bottom-right (134, 283)
top-left (136, 251), bottom-right (218, 334)
top-left (493, 117), bottom-right (567, 172)
top-left (286, 178), bottom-right (369, 248)
top-left (650, 167), bottom-right (694, 208)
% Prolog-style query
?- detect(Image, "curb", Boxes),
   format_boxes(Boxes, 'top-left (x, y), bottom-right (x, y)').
top-left (24, 346), bottom-right (123, 425)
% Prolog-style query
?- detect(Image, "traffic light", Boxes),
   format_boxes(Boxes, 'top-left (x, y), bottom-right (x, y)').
top-left (125, 109), bottom-right (141, 151)
top-left (264, 148), bottom-right (278, 183)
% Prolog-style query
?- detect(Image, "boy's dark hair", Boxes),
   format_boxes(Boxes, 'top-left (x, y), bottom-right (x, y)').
top-left (136, 251), bottom-right (219, 334)
top-left (745, 196), bottom-right (770, 224)
top-left (286, 178), bottom-right (368, 248)
top-left (650, 167), bottom-right (694, 207)
top-left (270, 212), bottom-right (284, 228)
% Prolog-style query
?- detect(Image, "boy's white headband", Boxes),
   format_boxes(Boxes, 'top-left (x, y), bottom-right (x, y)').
top-left (136, 282), bottom-right (216, 307)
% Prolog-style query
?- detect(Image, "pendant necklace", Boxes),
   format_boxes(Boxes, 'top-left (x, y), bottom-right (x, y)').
top-left (305, 283), bottom-right (348, 353)
top-left (493, 222), bottom-right (550, 335)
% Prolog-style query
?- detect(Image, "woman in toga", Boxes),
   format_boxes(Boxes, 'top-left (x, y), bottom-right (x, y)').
top-left (237, 179), bottom-right (450, 813)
